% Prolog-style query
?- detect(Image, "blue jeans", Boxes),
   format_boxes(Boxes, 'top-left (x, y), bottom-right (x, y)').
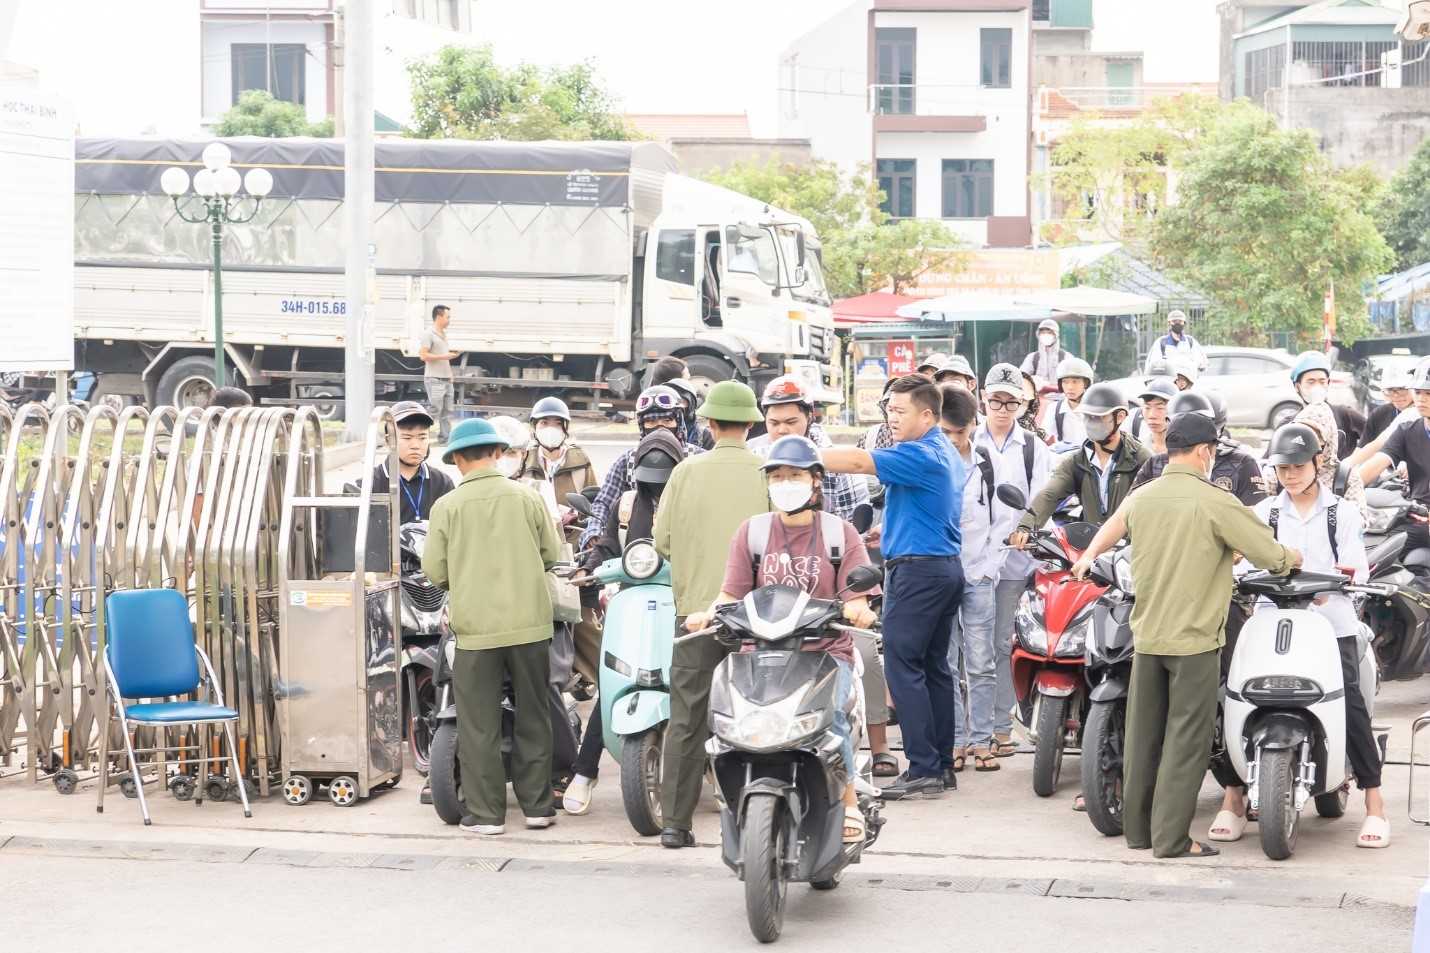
top-left (832, 658), bottom-right (856, 780)
top-left (950, 578), bottom-right (998, 749)
top-left (993, 577), bottom-right (1028, 737)
top-left (883, 557), bottom-right (964, 779)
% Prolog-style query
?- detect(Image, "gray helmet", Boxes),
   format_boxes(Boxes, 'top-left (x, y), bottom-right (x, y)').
top-left (1055, 356), bottom-right (1094, 386)
top-left (1144, 356), bottom-right (1174, 379)
top-left (1167, 390), bottom-right (1214, 419)
top-left (530, 395), bottom-right (571, 424)
top-left (632, 429), bottom-right (685, 484)
top-left (1265, 422), bottom-right (1322, 467)
top-left (1078, 382), bottom-right (1125, 417)
top-left (1138, 377), bottom-right (1178, 403)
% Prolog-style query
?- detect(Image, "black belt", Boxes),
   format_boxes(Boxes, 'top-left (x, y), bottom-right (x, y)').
top-left (885, 555), bottom-right (958, 568)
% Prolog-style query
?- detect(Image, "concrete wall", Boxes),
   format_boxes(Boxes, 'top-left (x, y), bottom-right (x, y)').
top-left (671, 139), bottom-right (813, 176)
top-left (1270, 86), bottom-right (1430, 176)
top-left (1035, 52), bottom-right (1143, 91)
top-left (778, 0), bottom-right (873, 174)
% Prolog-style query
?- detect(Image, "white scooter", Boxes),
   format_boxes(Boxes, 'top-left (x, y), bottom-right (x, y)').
top-left (1226, 570), bottom-right (1386, 860)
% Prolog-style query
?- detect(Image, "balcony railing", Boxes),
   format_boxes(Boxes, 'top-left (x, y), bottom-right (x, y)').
top-left (868, 83), bottom-right (1019, 115)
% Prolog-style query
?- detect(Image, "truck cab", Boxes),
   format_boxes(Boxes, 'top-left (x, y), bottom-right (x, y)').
top-left (639, 176), bottom-right (839, 404)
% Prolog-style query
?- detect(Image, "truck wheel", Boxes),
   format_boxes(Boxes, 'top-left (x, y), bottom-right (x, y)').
top-left (1257, 747), bottom-right (1300, 860)
top-left (298, 385), bottom-right (343, 420)
top-left (1032, 692), bottom-right (1067, 798)
top-left (681, 355), bottom-right (735, 397)
top-left (156, 356), bottom-right (226, 409)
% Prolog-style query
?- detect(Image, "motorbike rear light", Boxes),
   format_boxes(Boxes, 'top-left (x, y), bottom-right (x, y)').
top-left (604, 651), bottom-right (633, 677)
top-left (636, 668), bottom-right (665, 689)
top-left (1243, 675), bottom-right (1323, 705)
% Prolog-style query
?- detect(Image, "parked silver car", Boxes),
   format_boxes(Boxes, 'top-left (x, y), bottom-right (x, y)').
top-left (1106, 346), bottom-right (1354, 429)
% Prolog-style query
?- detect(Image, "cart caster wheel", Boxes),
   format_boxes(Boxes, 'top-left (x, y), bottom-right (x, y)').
top-left (52, 768), bottom-right (79, 795)
top-left (282, 775), bottom-right (312, 806)
top-left (168, 775), bottom-right (196, 802)
top-left (117, 772), bottom-right (139, 799)
top-left (235, 778), bottom-right (258, 802)
top-left (328, 776), bottom-right (358, 807)
top-left (205, 777), bottom-right (231, 803)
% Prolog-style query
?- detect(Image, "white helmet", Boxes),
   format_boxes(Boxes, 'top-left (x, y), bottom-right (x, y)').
top-left (1412, 358), bottom-right (1430, 392)
top-left (1172, 359), bottom-right (1199, 386)
top-left (1055, 356), bottom-right (1094, 385)
top-left (488, 415), bottom-right (531, 451)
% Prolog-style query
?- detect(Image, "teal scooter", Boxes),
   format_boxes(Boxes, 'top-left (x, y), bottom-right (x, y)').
top-left (591, 537), bottom-right (675, 836)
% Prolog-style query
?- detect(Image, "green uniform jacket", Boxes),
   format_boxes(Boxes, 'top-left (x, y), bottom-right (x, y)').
top-left (653, 438), bottom-right (770, 615)
top-left (1018, 433), bottom-right (1151, 532)
top-left (423, 468), bottom-right (562, 651)
top-left (1121, 463), bottom-right (1295, 655)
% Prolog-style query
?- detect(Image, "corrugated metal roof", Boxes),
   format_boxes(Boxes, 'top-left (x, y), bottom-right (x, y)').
top-left (1234, 0), bottom-right (1402, 39)
top-left (1097, 249), bottom-right (1211, 307)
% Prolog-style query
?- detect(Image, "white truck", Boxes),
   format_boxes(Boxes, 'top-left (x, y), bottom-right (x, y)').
top-left (72, 137), bottom-right (838, 413)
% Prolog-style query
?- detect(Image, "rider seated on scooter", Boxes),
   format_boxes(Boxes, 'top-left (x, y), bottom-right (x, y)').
top-left (1211, 422), bottom-right (1389, 849)
top-left (563, 429), bottom-right (687, 816)
top-left (683, 435), bottom-right (880, 845)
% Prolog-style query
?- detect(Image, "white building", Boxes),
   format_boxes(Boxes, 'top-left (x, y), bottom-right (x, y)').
top-left (3, 0), bottom-right (477, 136)
top-left (778, 0), bottom-right (1034, 249)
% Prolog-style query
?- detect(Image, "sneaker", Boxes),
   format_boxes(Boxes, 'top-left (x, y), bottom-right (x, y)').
top-left (562, 775), bottom-right (596, 815)
top-left (525, 814), bottom-right (557, 830)
top-left (460, 816), bottom-right (505, 835)
top-left (879, 771), bottom-right (945, 801)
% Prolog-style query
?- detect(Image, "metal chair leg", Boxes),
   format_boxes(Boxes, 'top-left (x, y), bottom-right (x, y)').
top-left (223, 719), bottom-right (251, 818)
top-left (117, 711), bottom-right (150, 826)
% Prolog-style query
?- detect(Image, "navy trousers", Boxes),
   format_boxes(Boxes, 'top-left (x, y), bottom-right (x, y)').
top-left (882, 556), bottom-right (964, 779)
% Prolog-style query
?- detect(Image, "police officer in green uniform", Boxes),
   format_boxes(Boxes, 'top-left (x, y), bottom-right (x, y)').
top-left (653, 380), bottom-right (770, 848)
top-left (1071, 412), bottom-right (1301, 858)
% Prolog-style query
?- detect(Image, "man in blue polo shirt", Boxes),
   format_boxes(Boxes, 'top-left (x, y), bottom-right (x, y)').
top-left (823, 374), bottom-right (963, 799)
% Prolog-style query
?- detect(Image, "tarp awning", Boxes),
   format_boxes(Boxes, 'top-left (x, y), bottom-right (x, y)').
top-left (1014, 285), bottom-right (1158, 316)
top-left (895, 293), bottom-right (1059, 323)
top-left (833, 292), bottom-right (921, 327)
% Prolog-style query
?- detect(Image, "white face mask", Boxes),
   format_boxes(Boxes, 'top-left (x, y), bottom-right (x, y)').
top-left (1303, 384), bottom-right (1329, 405)
top-left (496, 456), bottom-right (522, 478)
top-left (535, 425), bottom-right (566, 450)
top-left (768, 479), bottom-right (814, 513)
top-left (1038, 333), bottom-right (1056, 347)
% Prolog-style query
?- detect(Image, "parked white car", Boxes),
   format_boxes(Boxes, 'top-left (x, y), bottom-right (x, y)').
top-left (1105, 346), bottom-right (1355, 430)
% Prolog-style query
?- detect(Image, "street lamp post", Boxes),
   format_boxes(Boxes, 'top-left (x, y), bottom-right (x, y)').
top-left (160, 143), bottom-right (272, 392)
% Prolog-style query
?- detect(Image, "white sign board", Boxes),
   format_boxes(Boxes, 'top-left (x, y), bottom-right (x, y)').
top-left (0, 84), bottom-right (73, 371)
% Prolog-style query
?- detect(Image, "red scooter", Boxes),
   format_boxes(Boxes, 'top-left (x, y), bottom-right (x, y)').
top-left (997, 486), bottom-right (1105, 797)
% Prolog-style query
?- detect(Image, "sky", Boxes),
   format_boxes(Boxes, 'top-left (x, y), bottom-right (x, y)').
top-left (470, 0), bottom-right (1228, 136)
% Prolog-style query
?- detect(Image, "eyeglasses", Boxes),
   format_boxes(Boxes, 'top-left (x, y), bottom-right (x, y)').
top-left (636, 390), bottom-right (680, 414)
top-left (987, 397), bottom-right (1021, 411)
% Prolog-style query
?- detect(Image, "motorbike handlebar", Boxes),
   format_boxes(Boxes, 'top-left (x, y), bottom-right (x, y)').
top-left (830, 623), bottom-right (881, 641)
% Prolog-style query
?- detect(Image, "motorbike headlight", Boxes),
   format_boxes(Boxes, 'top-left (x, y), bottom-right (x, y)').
top-left (1055, 613), bottom-right (1091, 658)
top-left (1114, 555), bottom-right (1135, 597)
top-left (712, 696), bottom-right (830, 750)
top-left (1364, 507), bottom-right (1395, 534)
top-left (1014, 598), bottom-right (1048, 655)
top-left (622, 541), bottom-right (662, 580)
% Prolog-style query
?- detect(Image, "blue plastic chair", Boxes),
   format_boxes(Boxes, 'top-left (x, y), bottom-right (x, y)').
top-left (102, 588), bottom-right (251, 825)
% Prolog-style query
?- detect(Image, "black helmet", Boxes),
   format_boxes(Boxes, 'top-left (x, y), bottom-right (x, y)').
top-left (760, 435), bottom-right (823, 472)
top-left (1265, 422), bottom-right (1322, 467)
top-left (530, 396), bottom-right (571, 424)
top-left (1167, 390), bottom-right (1214, 419)
top-left (1138, 377), bottom-right (1177, 403)
top-left (1078, 382), bottom-right (1125, 417)
top-left (632, 429), bottom-right (685, 483)
top-left (1204, 391), bottom-right (1228, 433)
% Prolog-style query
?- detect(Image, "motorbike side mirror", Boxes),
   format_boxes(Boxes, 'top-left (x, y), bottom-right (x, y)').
top-left (850, 502), bottom-right (874, 535)
top-left (1064, 521), bottom-right (1099, 552)
top-left (995, 483), bottom-right (1027, 511)
top-left (841, 564), bottom-right (883, 595)
top-left (565, 492), bottom-right (594, 517)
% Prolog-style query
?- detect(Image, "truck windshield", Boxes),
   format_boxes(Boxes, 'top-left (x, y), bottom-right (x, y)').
top-left (776, 226), bottom-right (830, 305)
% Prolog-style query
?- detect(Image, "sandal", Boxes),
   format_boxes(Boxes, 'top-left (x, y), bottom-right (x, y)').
top-left (993, 735), bottom-right (1018, 758)
top-left (842, 806), bottom-right (866, 844)
top-left (951, 748), bottom-right (967, 773)
top-left (972, 747), bottom-right (1000, 772)
top-left (1208, 809), bottom-right (1247, 842)
top-left (1357, 815), bottom-right (1391, 849)
top-left (1168, 840), bottom-right (1220, 858)
top-left (871, 752), bottom-right (900, 778)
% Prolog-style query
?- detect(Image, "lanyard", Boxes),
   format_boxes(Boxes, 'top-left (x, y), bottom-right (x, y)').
top-left (401, 469), bottom-right (426, 519)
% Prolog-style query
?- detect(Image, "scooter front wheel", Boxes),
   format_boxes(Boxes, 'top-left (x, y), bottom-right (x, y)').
top-left (620, 727), bottom-right (664, 837)
top-left (429, 721), bottom-right (464, 825)
top-left (1079, 699), bottom-right (1124, 836)
top-left (1032, 692), bottom-right (1068, 798)
top-left (742, 793), bottom-right (788, 944)
top-left (1257, 747), bottom-right (1300, 860)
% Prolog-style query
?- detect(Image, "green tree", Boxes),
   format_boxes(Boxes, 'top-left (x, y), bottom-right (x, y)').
top-left (1151, 108), bottom-right (1392, 346)
top-left (702, 158), bottom-right (965, 297)
top-left (214, 90), bottom-right (333, 137)
top-left (1377, 136), bottom-right (1430, 271)
top-left (406, 46), bottom-right (632, 141)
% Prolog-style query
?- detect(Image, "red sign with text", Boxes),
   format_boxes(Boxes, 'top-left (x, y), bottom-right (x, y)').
top-left (887, 340), bottom-right (915, 376)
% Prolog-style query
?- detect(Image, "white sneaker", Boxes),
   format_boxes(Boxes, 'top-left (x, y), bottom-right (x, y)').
top-left (460, 817), bottom-right (505, 836)
top-left (525, 814), bottom-right (557, 829)
top-left (563, 775), bottom-right (597, 815)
